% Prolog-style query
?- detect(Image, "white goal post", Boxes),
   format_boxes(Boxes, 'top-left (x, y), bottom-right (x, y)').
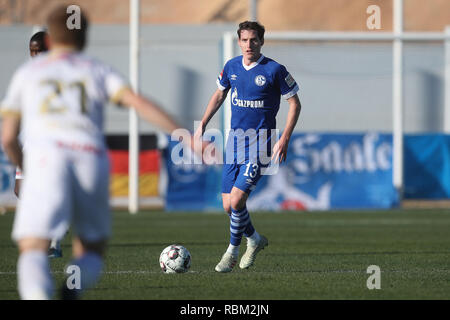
top-left (129, 0), bottom-right (140, 214)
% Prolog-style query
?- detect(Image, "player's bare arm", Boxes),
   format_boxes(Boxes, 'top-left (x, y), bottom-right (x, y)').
top-left (118, 88), bottom-right (181, 134)
top-left (272, 93), bottom-right (301, 163)
top-left (1, 115), bottom-right (23, 169)
top-left (118, 88), bottom-right (206, 156)
top-left (195, 88), bottom-right (229, 139)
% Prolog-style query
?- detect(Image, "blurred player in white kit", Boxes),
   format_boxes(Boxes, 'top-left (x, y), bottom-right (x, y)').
top-left (14, 30), bottom-right (64, 259)
top-left (1, 5), bottom-right (187, 299)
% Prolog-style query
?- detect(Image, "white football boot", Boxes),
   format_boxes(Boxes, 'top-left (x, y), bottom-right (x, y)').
top-left (214, 252), bottom-right (238, 273)
top-left (239, 235), bottom-right (268, 269)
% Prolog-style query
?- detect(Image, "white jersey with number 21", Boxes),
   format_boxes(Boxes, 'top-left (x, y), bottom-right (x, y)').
top-left (0, 50), bottom-right (128, 242)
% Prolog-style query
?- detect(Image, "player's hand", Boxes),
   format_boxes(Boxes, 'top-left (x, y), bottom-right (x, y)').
top-left (271, 137), bottom-right (289, 163)
top-left (191, 125), bottom-right (219, 164)
top-left (192, 122), bottom-right (206, 156)
top-left (187, 133), bottom-right (202, 158)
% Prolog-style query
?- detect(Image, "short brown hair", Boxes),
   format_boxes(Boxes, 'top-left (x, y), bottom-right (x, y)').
top-left (237, 21), bottom-right (265, 42)
top-left (46, 4), bottom-right (89, 51)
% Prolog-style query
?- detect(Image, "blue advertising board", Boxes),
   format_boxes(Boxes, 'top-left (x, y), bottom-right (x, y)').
top-left (404, 134), bottom-right (450, 199)
top-left (164, 132), bottom-right (400, 211)
top-left (164, 140), bottom-right (222, 211)
top-left (3, 133), bottom-right (450, 211)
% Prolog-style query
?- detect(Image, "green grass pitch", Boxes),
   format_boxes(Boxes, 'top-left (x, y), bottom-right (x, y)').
top-left (0, 209), bottom-right (449, 300)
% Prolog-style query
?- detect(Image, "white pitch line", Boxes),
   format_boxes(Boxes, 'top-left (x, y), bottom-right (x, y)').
top-left (1, 269), bottom-right (449, 276)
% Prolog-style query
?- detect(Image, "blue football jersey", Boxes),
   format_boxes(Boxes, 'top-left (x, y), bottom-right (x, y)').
top-left (217, 54), bottom-right (299, 162)
top-left (217, 54), bottom-right (299, 132)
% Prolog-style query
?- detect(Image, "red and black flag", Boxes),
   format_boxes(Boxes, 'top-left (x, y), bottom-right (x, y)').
top-left (106, 135), bottom-right (160, 197)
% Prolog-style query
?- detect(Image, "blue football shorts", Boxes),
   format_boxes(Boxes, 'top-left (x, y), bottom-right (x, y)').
top-left (222, 160), bottom-right (266, 194)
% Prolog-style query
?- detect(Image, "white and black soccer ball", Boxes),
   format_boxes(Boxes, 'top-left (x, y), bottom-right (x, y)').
top-left (159, 244), bottom-right (191, 273)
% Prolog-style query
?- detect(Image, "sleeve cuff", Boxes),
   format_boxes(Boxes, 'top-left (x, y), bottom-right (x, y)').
top-left (0, 108), bottom-right (21, 118)
top-left (110, 86), bottom-right (130, 105)
top-left (282, 84), bottom-right (299, 100)
top-left (216, 79), bottom-right (227, 91)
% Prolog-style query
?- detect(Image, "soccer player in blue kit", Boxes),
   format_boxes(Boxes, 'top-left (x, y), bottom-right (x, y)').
top-left (195, 21), bottom-right (302, 272)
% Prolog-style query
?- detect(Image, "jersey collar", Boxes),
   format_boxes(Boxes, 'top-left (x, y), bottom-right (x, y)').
top-left (242, 54), bottom-right (264, 71)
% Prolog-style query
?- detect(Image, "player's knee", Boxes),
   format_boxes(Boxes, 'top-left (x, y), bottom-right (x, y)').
top-left (230, 194), bottom-right (246, 212)
top-left (223, 203), bottom-right (232, 215)
top-left (18, 238), bottom-right (50, 254)
top-left (73, 238), bottom-right (107, 258)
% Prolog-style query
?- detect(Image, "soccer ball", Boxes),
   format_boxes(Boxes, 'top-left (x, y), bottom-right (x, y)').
top-left (159, 244), bottom-right (191, 273)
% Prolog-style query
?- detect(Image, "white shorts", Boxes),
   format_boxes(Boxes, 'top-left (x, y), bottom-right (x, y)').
top-left (12, 143), bottom-right (111, 242)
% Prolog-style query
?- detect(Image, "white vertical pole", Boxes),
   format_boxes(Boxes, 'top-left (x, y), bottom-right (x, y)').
top-left (444, 26), bottom-right (450, 132)
top-left (129, 0), bottom-right (140, 214)
top-left (392, 0), bottom-right (403, 198)
top-left (249, 0), bottom-right (257, 21)
top-left (223, 32), bottom-right (234, 144)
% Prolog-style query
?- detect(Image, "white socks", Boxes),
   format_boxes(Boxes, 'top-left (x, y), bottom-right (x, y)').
top-left (225, 231), bottom-right (261, 256)
top-left (247, 230), bottom-right (261, 246)
top-left (226, 244), bottom-right (239, 256)
top-left (18, 250), bottom-right (53, 300)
